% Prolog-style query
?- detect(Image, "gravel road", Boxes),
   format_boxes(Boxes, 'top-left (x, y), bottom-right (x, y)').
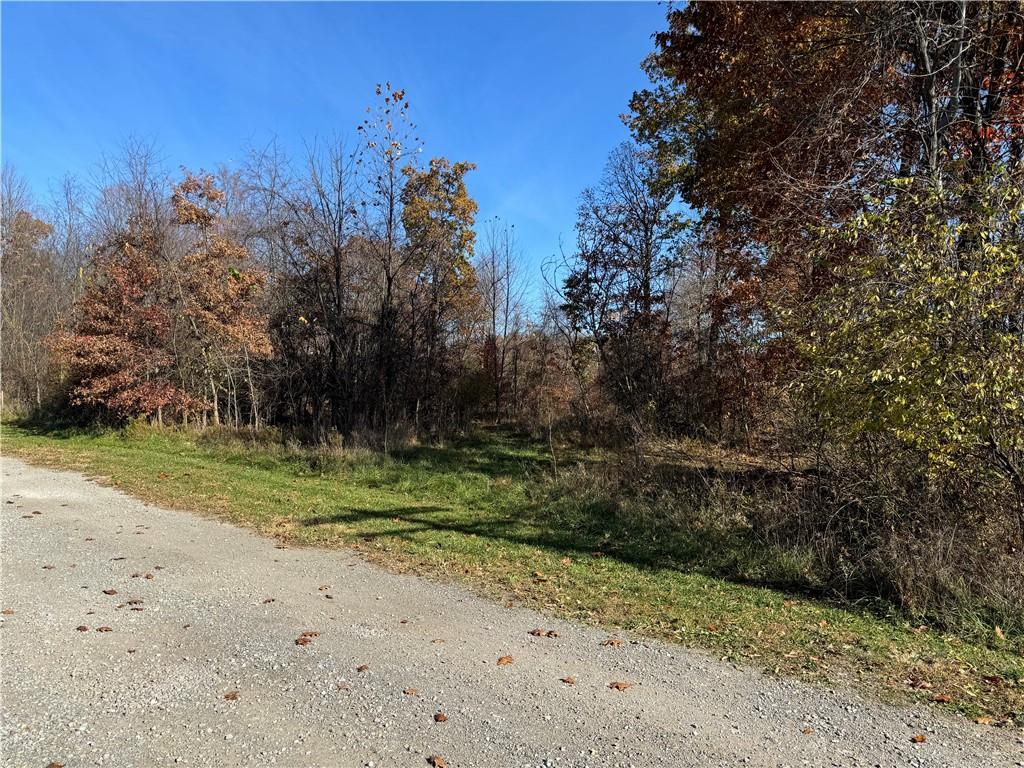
top-left (1, 457), bottom-right (1020, 768)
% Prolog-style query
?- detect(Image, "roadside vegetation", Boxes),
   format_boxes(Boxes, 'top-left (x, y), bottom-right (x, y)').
top-left (4, 420), bottom-right (1021, 724)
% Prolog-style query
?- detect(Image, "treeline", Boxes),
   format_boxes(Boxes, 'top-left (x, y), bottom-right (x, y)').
top-left (3, 3), bottom-right (1024, 628)
top-left (2, 87), bottom-right (564, 445)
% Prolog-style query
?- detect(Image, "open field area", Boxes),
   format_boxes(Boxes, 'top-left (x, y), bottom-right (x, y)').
top-left (4, 422), bottom-right (1022, 730)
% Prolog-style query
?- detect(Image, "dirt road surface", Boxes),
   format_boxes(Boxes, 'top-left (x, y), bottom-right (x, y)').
top-left (2, 458), bottom-right (1020, 767)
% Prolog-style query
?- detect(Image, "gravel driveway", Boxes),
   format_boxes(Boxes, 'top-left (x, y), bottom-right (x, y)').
top-left (1, 457), bottom-right (1020, 767)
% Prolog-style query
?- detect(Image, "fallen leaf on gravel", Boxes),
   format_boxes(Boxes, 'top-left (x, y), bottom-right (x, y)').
top-left (127, 648), bottom-right (136, 653)
top-left (183, 624), bottom-right (191, 629)
top-left (356, 664), bottom-right (370, 673)
top-left (403, 688), bottom-right (418, 696)
top-left (431, 639), bottom-right (445, 644)
top-left (76, 626), bottom-right (88, 632)
top-left (45, 762), bottom-right (64, 768)
top-left (84, 537), bottom-right (94, 542)
top-left (224, 690), bottom-right (240, 701)
top-left (608, 681), bottom-right (632, 691)
top-left (910, 734), bottom-right (926, 743)
top-left (111, 557), bottom-right (126, 561)
top-left (295, 637), bottom-right (312, 646)
top-left (130, 606), bottom-right (144, 612)
top-left (931, 694), bottom-right (952, 703)
top-left (434, 711), bottom-right (448, 722)
top-left (1, 609), bottom-right (13, 615)
top-left (427, 756), bottom-right (448, 768)
top-left (601, 638), bottom-right (623, 647)
top-left (801, 727), bottom-right (813, 735)
top-left (496, 655), bottom-right (514, 666)
top-left (96, 626), bottom-right (113, 633)
top-left (528, 628), bottom-right (545, 636)
top-left (144, 573), bottom-right (154, 580)
top-left (42, 565), bottom-right (55, 570)
top-left (399, 619), bottom-right (409, 624)
top-left (262, 598), bottom-right (275, 604)
top-left (32, 510), bottom-right (41, 515)
top-left (975, 716), bottom-right (994, 725)
top-left (102, 589), bottom-right (118, 596)
top-left (318, 584), bottom-right (330, 591)
top-left (324, 594), bottom-right (334, 599)
top-left (560, 676), bottom-right (576, 685)
top-left (336, 682), bottom-right (352, 691)
top-left (21, 514), bottom-right (32, 518)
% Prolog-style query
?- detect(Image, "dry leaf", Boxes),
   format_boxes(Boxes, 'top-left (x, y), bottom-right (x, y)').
top-left (102, 589), bottom-right (117, 595)
top-left (295, 636), bottom-right (312, 646)
top-left (95, 626), bottom-right (113, 633)
top-left (1, 609), bottom-right (13, 616)
top-left (497, 655), bottom-right (514, 666)
top-left (427, 756), bottom-right (448, 768)
top-left (262, 598), bottom-right (275, 604)
top-left (931, 694), bottom-right (952, 703)
top-left (46, 763), bottom-right (65, 768)
top-left (975, 716), bottom-right (994, 725)
top-left (356, 664), bottom-right (370, 673)
top-left (560, 676), bottom-right (576, 685)
top-left (608, 681), bottom-right (633, 691)
top-left (910, 734), bottom-right (926, 743)
top-left (994, 626), bottom-right (1005, 640)
top-left (560, 557), bottom-right (573, 566)
top-left (602, 638), bottom-right (623, 647)
top-left (800, 727), bottom-right (813, 735)
top-left (144, 573), bottom-right (154, 580)
top-left (224, 690), bottom-right (240, 701)
top-left (403, 688), bottom-right (418, 696)
top-left (431, 638), bottom-right (445, 644)
top-left (434, 711), bottom-right (448, 722)
top-left (42, 565), bottom-right (55, 570)
top-left (76, 625), bottom-right (89, 632)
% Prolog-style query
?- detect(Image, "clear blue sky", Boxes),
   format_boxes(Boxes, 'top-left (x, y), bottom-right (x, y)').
top-left (1, 1), bottom-right (667, 297)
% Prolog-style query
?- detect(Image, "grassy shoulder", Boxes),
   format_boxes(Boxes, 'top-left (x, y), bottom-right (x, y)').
top-left (3, 420), bottom-right (1021, 726)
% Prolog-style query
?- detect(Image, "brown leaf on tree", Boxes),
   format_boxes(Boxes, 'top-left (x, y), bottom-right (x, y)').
top-left (224, 690), bottom-right (240, 701)
top-left (102, 589), bottom-right (118, 595)
top-left (560, 676), bottom-right (576, 685)
top-left (96, 626), bottom-right (113, 633)
top-left (910, 734), bottom-right (926, 743)
top-left (76, 625), bottom-right (89, 632)
top-left (356, 664), bottom-right (370, 673)
top-left (427, 756), bottom-right (448, 768)
top-left (601, 638), bottom-right (623, 647)
top-left (403, 688), bottom-right (419, 696)
top-left (496, 655), bottom-right (514, 666)
top-left (608, 681), bottom-right (633, 691)
top-left (434, 711), bottom-right (448, 722)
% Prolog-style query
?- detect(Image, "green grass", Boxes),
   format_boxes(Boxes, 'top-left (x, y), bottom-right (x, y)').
top-left (3, 420), bottom-right (1022, 725)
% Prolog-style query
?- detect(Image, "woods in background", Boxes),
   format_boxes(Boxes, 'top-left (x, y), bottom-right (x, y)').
top-left (3, 2), bottom-right (1023, 630)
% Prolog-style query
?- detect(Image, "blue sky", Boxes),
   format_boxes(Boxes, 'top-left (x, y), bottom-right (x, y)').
top-left (2, 1), bottom-right (666, 295)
